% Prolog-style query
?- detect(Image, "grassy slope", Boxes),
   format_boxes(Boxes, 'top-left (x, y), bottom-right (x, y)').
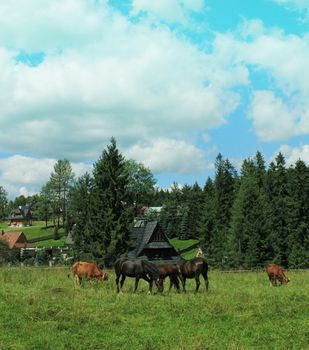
top-left (170, 238), bottom-right (200, 259)
top-left (0, 268), bottom-right (307, 350)
top-left (0, 221), bottom-right (66, 247)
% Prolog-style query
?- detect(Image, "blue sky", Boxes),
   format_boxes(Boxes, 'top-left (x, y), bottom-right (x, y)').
top-left (0, 0), bottom-right (308, 198)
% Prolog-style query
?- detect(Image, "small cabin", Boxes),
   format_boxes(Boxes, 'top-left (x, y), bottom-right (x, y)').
top-left (0, 231), bottom-right (32, 249)
top-left (127, 220), bottom-right (179, 262)
top-left (7, 205), bottom-right (33, 227)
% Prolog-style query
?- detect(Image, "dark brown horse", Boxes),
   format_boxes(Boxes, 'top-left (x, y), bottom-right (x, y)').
top-left (177, 257), bottom-right (209, 293)
top-left (114, 258), bottom-right (164, 294)
top-left (156, 263), bottom-right (180, 292)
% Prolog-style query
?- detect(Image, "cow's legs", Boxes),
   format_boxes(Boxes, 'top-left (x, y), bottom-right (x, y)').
top-left (195, 274), bottom-right (201, 293)
top-left (74, 274), bottom-right (80, 288)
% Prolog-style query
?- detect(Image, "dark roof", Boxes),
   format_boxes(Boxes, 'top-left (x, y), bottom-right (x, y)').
top-left (7, 205), bottom-right (33, 220)
top-left (127, 220), bottom-right (179, 260)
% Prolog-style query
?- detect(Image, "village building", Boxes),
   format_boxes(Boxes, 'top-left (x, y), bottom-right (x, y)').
top-left (7, 205), bottom-right (33, 227)
top-left (127, 220), bottom-right (179, 262)
top-left (0, 231), bottom-right (32, 249)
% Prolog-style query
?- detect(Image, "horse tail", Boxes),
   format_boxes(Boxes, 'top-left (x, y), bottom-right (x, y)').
top-left (114, 257), bottom-right (127, 274)
top-left (142, 260), bottom-right (160, 279)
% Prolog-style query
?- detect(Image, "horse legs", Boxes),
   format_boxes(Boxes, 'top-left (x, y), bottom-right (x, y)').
top-left (116, 273), bottom-right (120, 293)
top-left (195, 274), bottom-right (201, 293)
top-left (202, 271), bottom-right (209, 292)
top-left (182, 277), bottom-right (187, 292)
top-left (134, 276), bottom-right (140, 293)
top-left (120, 274), bottom-right (126, 291)
top-left (170, 275), bottom-right (180, 292)
top-left (141, 274), bottom-right (153, 294)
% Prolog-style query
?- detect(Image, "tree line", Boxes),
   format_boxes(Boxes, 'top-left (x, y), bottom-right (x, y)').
top-left (0, 140), bottom-right (308, 268)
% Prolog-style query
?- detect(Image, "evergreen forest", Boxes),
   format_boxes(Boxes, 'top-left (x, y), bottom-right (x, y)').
top-left (1, 140), bottom-right (308, 269)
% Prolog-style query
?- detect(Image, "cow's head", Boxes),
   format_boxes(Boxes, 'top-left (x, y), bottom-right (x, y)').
top-left (102, 272), bottom-right (108, 281)
top-left (282, 276), bottom-right (290, 284)
top-left (155, 277), bottom-right (164, 293)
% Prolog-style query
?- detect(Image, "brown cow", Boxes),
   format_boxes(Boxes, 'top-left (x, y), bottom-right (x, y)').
top-left (71, 262), bottom-right (108, 287)
top-left (266, 263), bottom-right (290, 286)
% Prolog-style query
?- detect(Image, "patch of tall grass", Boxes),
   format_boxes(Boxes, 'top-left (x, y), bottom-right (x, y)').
top-left (0, 268), bottom-right (308, 350)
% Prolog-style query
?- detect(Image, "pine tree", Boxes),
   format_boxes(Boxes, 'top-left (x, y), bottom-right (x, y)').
top-left (89, 138), bottom-right (134, 258)
top-left (197, 177), bottom-right (216, 245)
top-left (212, 154), bottom-right (238, 267)
top-left (265, 153), bottom-right (289, 266)
top-left (68, 172), bottom-right (93, 257)
top-left (287, 160), bottom-right (309, 267)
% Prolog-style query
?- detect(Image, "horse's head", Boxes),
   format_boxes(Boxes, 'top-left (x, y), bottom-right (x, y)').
top-left (155, 277), bottom-right (164, 293)
top-left (281, 276), bottom-right (290, 284)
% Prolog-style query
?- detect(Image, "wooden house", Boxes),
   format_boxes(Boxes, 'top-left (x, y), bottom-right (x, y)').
top-left (0, 231), bottom-right (32, 249)
top-left (127, 220), bottom-right (179, 262)
top-left (7, 205), bottom-right (33, 227)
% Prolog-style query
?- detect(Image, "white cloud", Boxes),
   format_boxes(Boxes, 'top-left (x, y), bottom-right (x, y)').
top-left (124, 138), bottom-right (207, 174)
top-left (0, 155), bottom-right (91, 198)
top-left (131, 0), bottom-right (204, 24)
top-left (212, 21), bottom-right (309, 141)
top-left (249, 91), bottom-right (298, 141)
top-left (278, 144), bottom-right (309, 165)
top-left (0, 1), bottom-right (241, 162)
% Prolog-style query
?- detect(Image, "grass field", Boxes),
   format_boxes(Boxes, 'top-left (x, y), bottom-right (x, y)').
top-left (0, 268), bottom-right (308, 350)
top-left (0, 221), bottom-right (66, 247)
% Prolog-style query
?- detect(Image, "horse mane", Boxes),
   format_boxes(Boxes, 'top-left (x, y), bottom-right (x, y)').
top-left (142, 260), bottom-right (160, 278)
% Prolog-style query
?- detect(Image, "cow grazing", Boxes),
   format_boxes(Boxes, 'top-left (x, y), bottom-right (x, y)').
top-left (71, 262), bottom-right (108, 287)
top-left (266, 263), bottom-right (290, 286)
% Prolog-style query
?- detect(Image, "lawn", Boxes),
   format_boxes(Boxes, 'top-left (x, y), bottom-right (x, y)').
top-left (0, 221), bottom-right (66, 247)
top-left (0, 267), bottom-right (307, 350)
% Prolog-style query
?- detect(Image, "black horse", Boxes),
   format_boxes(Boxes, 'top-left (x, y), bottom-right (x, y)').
top-left (114, 258), bottom-right (164, 294)
top-left (177, 257), bottom-right (209, 293)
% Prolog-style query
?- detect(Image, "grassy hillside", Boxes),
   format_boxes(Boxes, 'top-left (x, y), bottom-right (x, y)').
top-left (0, 221), bottom-right (66, 247)
top-left (0, 268), bottom-right (307, 350)
top-left (170, 238), bottom-right (200, 259)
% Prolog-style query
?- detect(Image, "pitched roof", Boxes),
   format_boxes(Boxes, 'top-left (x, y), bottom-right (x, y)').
top-left (128, 220), bottom-right (179, 259)
top-left (0, 231), bottom-right (32, 249)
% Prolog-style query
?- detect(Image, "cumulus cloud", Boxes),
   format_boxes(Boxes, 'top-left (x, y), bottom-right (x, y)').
top-left (124, 138), bottom-right (207, 174)
top-left (0, 155), bottom-right (91, 198)
top-left (278, 144), bottom-right (309, 165)
top-left (0, 1), bottom-right (241, 162)
top-left (212, 21), bottom-right (309, 141)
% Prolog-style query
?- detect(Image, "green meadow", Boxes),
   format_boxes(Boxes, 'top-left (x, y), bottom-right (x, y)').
top-left (0, 268), bottom-right (308, 350)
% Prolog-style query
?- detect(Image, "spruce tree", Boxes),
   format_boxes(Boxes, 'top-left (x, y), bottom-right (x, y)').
top-left (89, 138), bottom-right (134, 259)
top-left (212, 154), bottom-right (238, 267)
top-left (287, 160), bottom-right (309, 267)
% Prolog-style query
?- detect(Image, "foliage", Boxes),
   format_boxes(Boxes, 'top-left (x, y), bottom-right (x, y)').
top-left (47, 159), bottom-right (75, 230)
top-left (0, 186), bottom-right (8, 220)
top-left (124, 159), bottom-right (157, 210)
top-left (76, 138), bottom-right (135, 259)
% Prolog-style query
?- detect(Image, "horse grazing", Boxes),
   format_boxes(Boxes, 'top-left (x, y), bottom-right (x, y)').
top-left (156, 263), bottom-right (180, 292)
top-left (177, 257), bottom-right (209, 293)
top-left (114, 258), bottom-right (163, 294)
